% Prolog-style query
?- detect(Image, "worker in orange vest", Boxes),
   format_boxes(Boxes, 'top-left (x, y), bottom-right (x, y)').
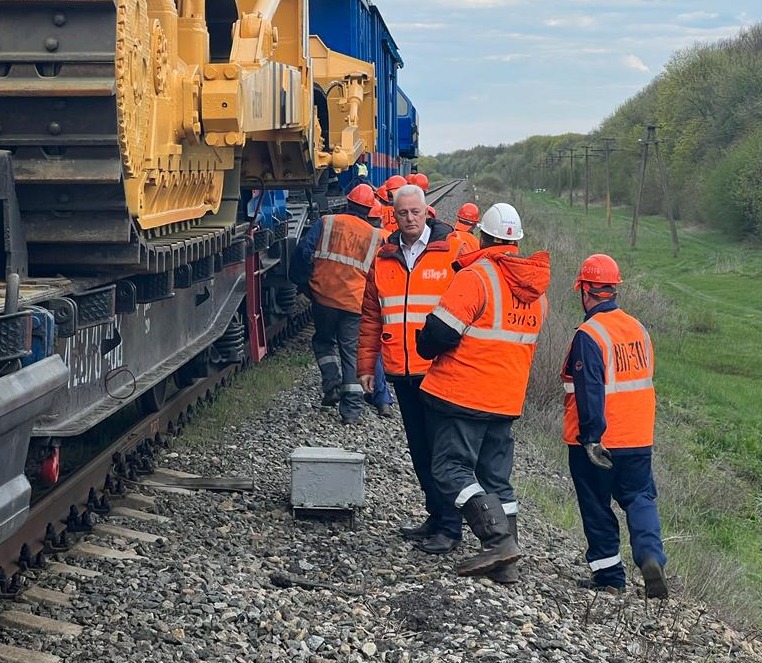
top-left (452, 202), bottom-right (480, 252)
top-left (380, 175), bottom-right (408, 232)
top-left (416, 202), bottom-right (550, 580)
top-left (358, 184), bottom-right (469, 554)
top-left (289, 183), bottom-right (385, 424)
top-left (561, 254), bottom-right (668, 598)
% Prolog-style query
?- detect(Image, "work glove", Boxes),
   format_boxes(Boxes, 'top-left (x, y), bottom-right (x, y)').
top-left (585, 442), bottom-right (613, 470)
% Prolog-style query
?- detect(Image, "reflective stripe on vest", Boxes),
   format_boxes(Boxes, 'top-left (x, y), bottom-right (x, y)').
top-left (314, 215), bottom-right (380, 275)
top-left (373, 234), bottom-right (461, 376)
top-left (565, 318), bottom-right (653, 395)
top-left (420, 255), bottom-right (547, 416)
top-left (561, 308), bottom-right (655, 447)
top-left (462, 260), bottom-right (547, 344)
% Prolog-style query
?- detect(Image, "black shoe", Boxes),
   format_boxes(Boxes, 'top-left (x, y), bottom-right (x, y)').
top-left (415, 533), bottom-right (460, 555)
top-left (576, 577), bottom-right (624, 595)
top-left (341, 415), bottom-right (360, 426)
top-left (399, 517), bottom-right (438, 541)
top-left (641, 558), bottom-right (669, 599)
top-left (321, 386), bottom-right (341, 406)
top-left (376, 403), bottom-right (392, 418)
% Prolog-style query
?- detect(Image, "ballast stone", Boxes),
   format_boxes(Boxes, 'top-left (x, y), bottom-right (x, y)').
top-left (289, 447), bottom-right (366, 510)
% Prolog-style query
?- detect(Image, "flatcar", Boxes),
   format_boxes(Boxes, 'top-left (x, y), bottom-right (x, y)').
top-left (0, 0), bottom-right (411, 542)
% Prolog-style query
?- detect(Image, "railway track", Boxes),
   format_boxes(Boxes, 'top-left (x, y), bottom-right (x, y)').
top-left (0, 177), bottom-right (465, 576)
top-left (0, 180), bottom-right (468, 659)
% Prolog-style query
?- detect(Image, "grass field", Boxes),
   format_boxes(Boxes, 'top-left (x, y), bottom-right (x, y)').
top-left (513, 190), bottom-right (762, 628)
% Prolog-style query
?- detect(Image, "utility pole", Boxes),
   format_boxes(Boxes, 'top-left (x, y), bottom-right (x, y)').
top-left (568, 147), bottom-right (575, 207)
top-left (581, 145), bottom-right (591, 215)
top-left (601, 137), bottom-right (615, 227)
top-left (556, 149), bottom-right (564, 199)
top-left (630, 125), bottom-right (679, 255)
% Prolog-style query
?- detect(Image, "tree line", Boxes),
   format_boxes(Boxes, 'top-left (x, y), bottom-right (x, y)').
top-left (420, 24), bottom-right (762, 241)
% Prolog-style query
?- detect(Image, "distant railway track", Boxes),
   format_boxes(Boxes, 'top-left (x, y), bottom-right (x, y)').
top-left (426, 179), bottom-right (465, 208)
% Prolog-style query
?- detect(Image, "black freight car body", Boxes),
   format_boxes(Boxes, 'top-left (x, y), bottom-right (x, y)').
top-left (0, 0), bottom-right (416, 542)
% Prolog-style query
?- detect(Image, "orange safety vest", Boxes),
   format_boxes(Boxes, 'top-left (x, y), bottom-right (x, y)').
top-left (372, 233), bottom-right (464, 377)
top-left (561, 308), bottom-right (655, 448)
top-left (309, 214), bottom-right (384, 314)
top-left (421, 248), bottom-right (550, 416)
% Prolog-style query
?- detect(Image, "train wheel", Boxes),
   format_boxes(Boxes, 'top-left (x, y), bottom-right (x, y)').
top-left (174, 364), bottom-right (195, 389)
top-left (138, 378), bottom-right (168, 414)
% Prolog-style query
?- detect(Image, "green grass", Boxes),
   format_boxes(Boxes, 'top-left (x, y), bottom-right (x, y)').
top-left (514, 190), bottom-right (762, 628)
top-left (178, 347), bottom-right (313, 448)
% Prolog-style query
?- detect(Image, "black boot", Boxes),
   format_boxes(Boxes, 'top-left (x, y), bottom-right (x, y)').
top-left (641, 558), bottom-right (668, 599)
top-left (457, 494), bottom-right (521, 577)
top-left (488, 514), bottom-right (519, 584)
top-left (399, 516), bottom-right (437, 541)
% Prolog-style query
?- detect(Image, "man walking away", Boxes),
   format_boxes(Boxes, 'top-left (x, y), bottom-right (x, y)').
top-left (562, 254), bottom-right (668, 598)
top-left (416, 202), bottom-right (550, 579)
top-left (289, 183), bottom-right (385, 424)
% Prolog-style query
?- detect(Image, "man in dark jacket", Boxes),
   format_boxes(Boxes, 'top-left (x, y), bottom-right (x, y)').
top-left (416, 203), bottom-right (550, 580)
top-left (358, 184), bottom-right (468, 553)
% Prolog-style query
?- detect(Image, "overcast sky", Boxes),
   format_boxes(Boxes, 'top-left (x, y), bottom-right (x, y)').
top-left (373, 1), bottom-right (760, 155)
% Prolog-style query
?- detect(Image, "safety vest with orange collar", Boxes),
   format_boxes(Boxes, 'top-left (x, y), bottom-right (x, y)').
top-left (561, 307), bottom-right (655, 448)
top-left (358, 221), bottom-right (467, 378)
top-left (419, 245), bottom-right (550, 416)
top-left (309, 214), bottom-right (384, 314)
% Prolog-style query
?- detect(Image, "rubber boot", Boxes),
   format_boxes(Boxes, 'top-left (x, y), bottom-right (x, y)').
top-left (456, 494), bottom-right (521, 577)
top-left (488, 514), bottom-right (519, 584)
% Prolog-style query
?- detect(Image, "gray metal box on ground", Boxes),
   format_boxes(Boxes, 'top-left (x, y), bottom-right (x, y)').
top-left (289, 447), bottom-right (366, 510)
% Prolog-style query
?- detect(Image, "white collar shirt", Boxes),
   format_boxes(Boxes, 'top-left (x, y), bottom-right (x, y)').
top-left (400, 223), bottom-right (431, 270)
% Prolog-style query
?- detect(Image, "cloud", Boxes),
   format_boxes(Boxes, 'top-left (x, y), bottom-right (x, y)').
top-left (623, 54), bottom-right (649, 73)
top-left (387, 21), bottom-right (446, 31)
top-left (434, 0), bottom-right (523, 6)
top-left (677, 11), bottom-right (719, 22)
top-left (484, 53), bottom-right (528, 63)
top-left (544, 15), bottom-right (597, 28)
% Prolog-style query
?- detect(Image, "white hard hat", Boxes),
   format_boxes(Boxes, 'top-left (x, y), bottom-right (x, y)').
top-left (477, 203), bottom-right (524, 240)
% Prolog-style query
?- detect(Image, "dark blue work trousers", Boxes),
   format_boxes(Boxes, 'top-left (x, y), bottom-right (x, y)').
top-left (426, 412), bottom-right (517, 511)
top-left (372, 356), bottom-right (394, 407)
top-left (568, 445), bottom-right (667, 587)
top-left (311, 301), bottom-right (363, 420)
top-left (392, 378), bottom-right (462, 540)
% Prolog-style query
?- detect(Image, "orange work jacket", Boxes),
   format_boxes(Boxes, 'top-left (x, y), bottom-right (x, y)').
top-left (358, 222), bottom-right (467, 378)
top-left (456, 230), bottom-right (479, 253)
top-left (561, 308), bottom-right (655, 448)
top-left (420, 246), bottom-right (550, 416)
top-left (309, 214), bottom-right (384, 314)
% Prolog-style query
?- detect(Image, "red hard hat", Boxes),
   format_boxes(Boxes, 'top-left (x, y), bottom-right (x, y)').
top-left (405, 174), bottom-right (416, 184)
top-left (457, 203), bottom-right (479, 225)
top-left (375, 185), bottom-right (388, 203)
top-left (574, 254), bottom-right (623, 293)
top-left (347, 183), bottom-right (376, 208)
top-left (413, 173), bottom-right (429, 192)
top-left (426, 205), bottom-right (437, 218)
top-left (384, 175), bottom-right (407, 193)
top-left (369, 202), bottom-right (384, 220)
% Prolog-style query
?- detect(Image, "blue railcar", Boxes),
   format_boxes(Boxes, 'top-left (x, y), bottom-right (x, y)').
top-left (397, 87), bottom-right (419, 176)
top-left (310, 0), bottom-right (404, 187)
